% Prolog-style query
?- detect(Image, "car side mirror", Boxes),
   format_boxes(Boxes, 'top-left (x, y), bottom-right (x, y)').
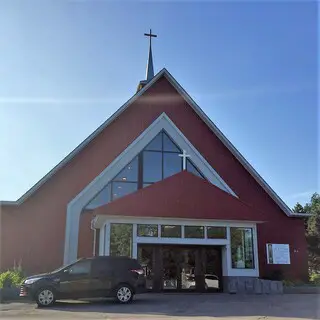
top-left (64, 269), bottom-right (70, 274)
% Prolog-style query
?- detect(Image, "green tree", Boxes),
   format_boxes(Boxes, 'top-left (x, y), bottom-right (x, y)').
top-left (293, 203), bottom-right (306, 213)
top-left (294, 193), bottom-right (320, 273)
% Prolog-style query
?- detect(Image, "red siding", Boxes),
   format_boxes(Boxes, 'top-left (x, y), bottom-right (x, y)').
top-left (94, 171), bottom-right (266, 221)
top-left (0, 75), bottom-right (308, 280)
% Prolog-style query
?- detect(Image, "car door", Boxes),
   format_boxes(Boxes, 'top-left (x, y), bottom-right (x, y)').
top-left (59, 259), bottom-right (93, 299)
top-left (89, 259), bottom-right (114, 297)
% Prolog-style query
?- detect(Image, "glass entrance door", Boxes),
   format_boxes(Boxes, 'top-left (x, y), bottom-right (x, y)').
top-left (137, 244), bottom-right (222, 292)
top-left (162, 246), bottom-right (196, 291)
top-left (162, 246), bottom-right (179, 290)
top-left (137, 245), bottom-right (154, 290)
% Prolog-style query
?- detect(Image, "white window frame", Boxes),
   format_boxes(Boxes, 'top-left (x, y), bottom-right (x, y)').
top-left (98, 216), bottom-right (259, 277)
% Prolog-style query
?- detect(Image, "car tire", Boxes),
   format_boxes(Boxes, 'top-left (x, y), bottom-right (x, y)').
top-left (115, 284), bottom-right (134, 304)
top-left (35, 287), bottom-right (56, 307)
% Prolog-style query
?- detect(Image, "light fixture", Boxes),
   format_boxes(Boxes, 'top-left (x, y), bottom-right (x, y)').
top-left (122, 177), bottom-right (127, 181)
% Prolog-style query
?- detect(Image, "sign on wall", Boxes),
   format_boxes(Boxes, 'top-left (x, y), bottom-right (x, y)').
top-left (266, 243), bottom-right (291, 265)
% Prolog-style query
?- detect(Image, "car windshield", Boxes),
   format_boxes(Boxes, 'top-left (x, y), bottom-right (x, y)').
top-left (50, 261), bottom-right (78, 273)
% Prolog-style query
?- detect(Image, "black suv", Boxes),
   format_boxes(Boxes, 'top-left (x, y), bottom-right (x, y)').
top-left (20, 256), bottom-right (146, 307)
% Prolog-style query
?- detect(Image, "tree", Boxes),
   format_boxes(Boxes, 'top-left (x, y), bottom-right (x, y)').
top-left (293, 203), bottom-right (305, 213)
top-left (293, 193), bottom-right (320, 273)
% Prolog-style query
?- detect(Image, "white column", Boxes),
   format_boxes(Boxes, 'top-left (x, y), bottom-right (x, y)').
top-left (98, 225), bottom-right (105, 256)
top-left (226, 227), bottom-right (232, 275)
top-left (105, 223), bottom-right (110, 256)
top-left (132, 224), bottom-right (138, 259)
top-left (63, 207), bottom-right (82, 265)
top-left (253, 226), bottom-right (260, 276)
top-left (221, 245), bottom-right (229, 277)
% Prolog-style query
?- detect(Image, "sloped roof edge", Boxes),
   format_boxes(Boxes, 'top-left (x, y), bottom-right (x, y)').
top-left (0, 68), bottom-right (304, 217)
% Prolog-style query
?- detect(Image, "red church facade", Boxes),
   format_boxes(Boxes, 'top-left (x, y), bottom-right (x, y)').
top-left (0, 69), bottom-right (308, 291)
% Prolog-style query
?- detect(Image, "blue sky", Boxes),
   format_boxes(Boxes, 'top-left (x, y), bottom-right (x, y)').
top-left (0, 1), bottom-right (318, 208)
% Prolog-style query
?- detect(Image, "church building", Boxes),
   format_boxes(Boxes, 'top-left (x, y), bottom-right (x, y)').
top-left (0, 31), bottom-right (308, 292)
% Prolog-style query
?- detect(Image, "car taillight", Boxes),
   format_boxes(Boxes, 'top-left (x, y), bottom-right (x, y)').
top-left (131, 269), bottom-right (144, 275)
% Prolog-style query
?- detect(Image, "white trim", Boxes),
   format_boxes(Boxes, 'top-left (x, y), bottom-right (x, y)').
top-left (98, 226), bottom-right (105, 256)
top-left (94, 215), bottom-right (259, 229)
top-left (253, 226), bottom-right (260, 275)
top-left (227, 226), bottom-right (259, 277)
top-left (100, 216), bottom-right (259, 278)
top-left (63, 113), bottom-right (236, 265)
top-left (132, 224), bottom-right (138, 259)
top-left (136, 237), bottom-right (228, 246)
top-left (105, 223), bottom-right (110, 256)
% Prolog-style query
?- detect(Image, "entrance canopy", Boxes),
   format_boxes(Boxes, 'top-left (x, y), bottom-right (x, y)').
top-left (93, 171), bottom-right (266, 224)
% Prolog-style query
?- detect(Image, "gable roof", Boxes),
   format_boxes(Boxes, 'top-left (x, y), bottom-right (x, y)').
top-left (93, 170), bottom-right (266, 222)
top-left (0, 68), bottom-right (305, 217)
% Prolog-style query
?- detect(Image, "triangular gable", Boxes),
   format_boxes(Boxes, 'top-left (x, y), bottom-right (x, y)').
top-left (1, 68), bottom-right (300, 218)
top-left (85, 128), bottom-right (232, 210)
top-left (77, 112), bottom-right (236, 212)
top-left (93, 171), bottom-right (265, 222)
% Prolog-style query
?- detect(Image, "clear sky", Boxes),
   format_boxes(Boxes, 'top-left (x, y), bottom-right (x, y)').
top-left (0, 0), bottom-right (318, 208)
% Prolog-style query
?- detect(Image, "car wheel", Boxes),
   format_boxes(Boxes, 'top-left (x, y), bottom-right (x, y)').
top-left (35, 288), bottom-right (56, 307)
top-left (115, 284), bottom-right (133, 304)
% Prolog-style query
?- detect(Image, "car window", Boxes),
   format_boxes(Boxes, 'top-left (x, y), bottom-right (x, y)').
top-left (92, 259), bottom-right (112, 276)
top-left (69, 260), bottom-right (91, 275)
top-left (112, 258), bottom-right (141, 270)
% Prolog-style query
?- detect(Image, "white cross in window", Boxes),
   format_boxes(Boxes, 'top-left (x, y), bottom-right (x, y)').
top-left (179, 149), bottom-right (191, 170)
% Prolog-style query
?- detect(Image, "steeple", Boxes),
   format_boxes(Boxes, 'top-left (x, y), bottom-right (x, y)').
top-left (145, 29), bottom-right (157, 81)
top-left (137, 29), bottom-right (157, 92)
top-left (146, 39), bottom-right (154, 81)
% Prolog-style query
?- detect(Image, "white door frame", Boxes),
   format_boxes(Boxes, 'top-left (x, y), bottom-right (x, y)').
top-left (98, 216), bottom-right (260, 278)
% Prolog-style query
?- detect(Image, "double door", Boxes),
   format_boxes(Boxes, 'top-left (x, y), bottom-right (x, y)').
top-left (138, 244), bottom-right (222, 292)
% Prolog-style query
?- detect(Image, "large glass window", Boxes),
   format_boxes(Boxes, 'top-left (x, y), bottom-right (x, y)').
top-left (85, 131), bottom-right (207, 209)
top-left (137, 224), bottom-right (158, 237)
top-left (185, 226), bottom-right (204, 238)
top-left (187, 159), bottom-right (204, 179)
top-left (86, 184), bottom-right (111, 209)
top-left (161, 225), bottom-right (182, 238)
top-left (163, 132), bottom-right (180, 152)
top-left (110, 223), bottom-right (133, 257)
top-left (163, 153), bottom-right (182, 179)
top-left (207, 227), bottom-right (227, 239)
top-left (145, 134), bottom-right (162, 151)
top-left (142, 131), bottom-right (184, 183)
top-left (111, 182), bottom-right (138, 200)
top-left (113, 157), bottom-right (138, 182)
top-left (142, 151), bottom-right (162, 183)
top-left (230, 227), bottom-right (254, 269)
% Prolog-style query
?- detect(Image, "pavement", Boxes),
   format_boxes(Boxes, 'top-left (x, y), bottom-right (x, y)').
top-left (0, 293), bottom-right (319, 320)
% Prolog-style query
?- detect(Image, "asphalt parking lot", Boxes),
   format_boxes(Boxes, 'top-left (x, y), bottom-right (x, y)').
top-left (0, 293), bottom-right (319, 320)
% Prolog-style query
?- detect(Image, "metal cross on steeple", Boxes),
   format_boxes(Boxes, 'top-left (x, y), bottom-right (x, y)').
top-left (144, 29), bottom-right (157, 82)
